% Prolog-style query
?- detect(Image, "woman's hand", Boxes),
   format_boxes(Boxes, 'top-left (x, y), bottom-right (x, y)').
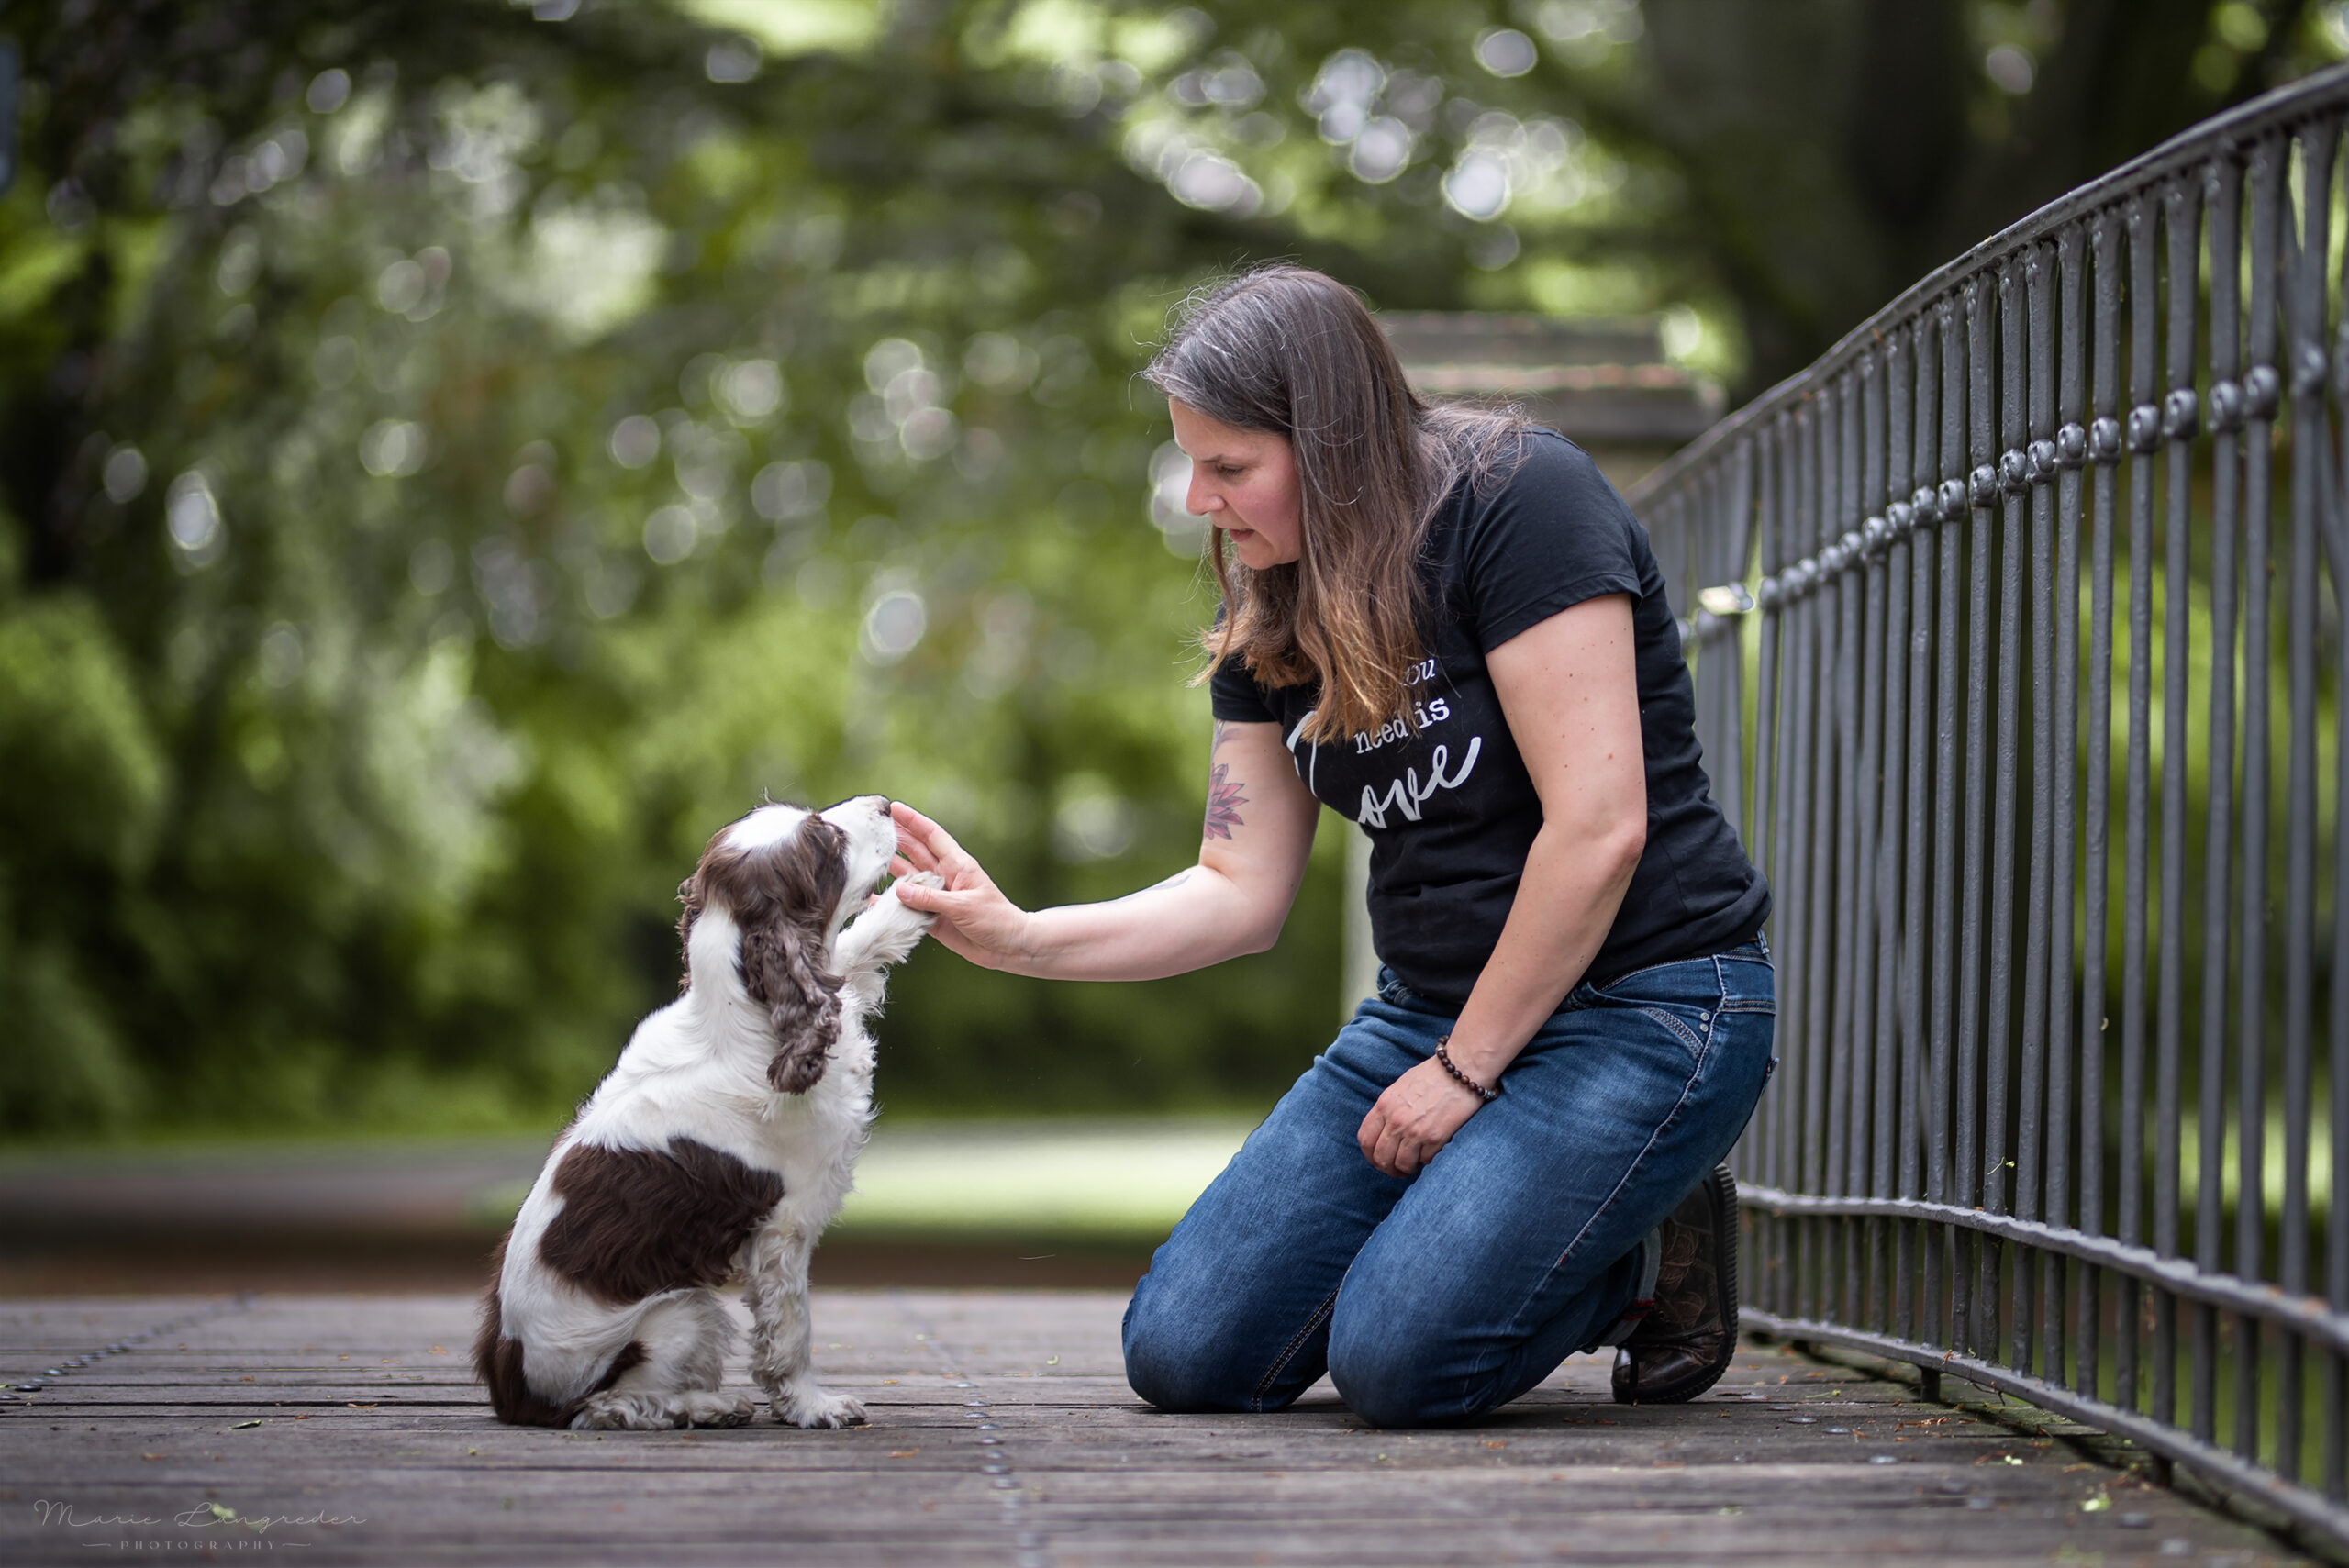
top-left (1357, 1057), bottom-right (1486, 1177)
top-left (887, 802), bottom-right (1037, 970)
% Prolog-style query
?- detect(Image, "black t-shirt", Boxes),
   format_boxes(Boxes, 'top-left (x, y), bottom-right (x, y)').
top-left (1209, 429), bottom-right (1769, 1006)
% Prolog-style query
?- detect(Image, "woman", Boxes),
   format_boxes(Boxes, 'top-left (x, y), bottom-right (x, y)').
top-left (889, 265), bottom-right (1773, 1428)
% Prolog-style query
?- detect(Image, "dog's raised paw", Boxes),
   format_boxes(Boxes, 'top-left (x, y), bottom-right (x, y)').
top-left (895, 871), bottom-right (943, 916)
top-left (879, 873), bottom-right (941, 932)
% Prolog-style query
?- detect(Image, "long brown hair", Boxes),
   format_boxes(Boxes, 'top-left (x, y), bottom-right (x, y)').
top-left (1144, 265), bottom-right (1526, 745)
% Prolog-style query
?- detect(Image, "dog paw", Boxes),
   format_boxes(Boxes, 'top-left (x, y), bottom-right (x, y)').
top-left (773, 1391), bottom-right (866, 1429)
top-left (892, 872), bottom-right (942, 927)
top-left (863, 875), bottom-right (938, 940)
top-left (573, 1395), bottom-right (669, 1431)
top-left (684, 1393), bottom-right (755, 1429)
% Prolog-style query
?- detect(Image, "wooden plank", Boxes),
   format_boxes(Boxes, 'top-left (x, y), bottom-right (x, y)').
top-left (0, 1289), bottom-right (2311, 1566)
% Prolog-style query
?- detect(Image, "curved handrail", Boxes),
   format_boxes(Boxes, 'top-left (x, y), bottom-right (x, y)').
top-left (1629, 61), bottom-right (2349, 512)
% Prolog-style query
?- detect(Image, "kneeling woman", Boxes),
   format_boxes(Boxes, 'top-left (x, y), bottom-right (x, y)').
top-left (890, 265), bottom-right (1774, 1427)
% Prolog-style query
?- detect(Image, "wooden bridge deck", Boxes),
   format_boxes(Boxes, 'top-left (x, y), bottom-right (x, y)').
top-left (0, 1290), bottom-right (2310, 1565)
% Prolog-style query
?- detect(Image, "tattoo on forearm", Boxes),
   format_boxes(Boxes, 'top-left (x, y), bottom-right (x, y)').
top-left (1204, 762), bottom-right (1248, 840)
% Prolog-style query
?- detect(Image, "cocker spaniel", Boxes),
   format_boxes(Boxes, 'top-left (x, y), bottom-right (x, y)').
top-left (473, 795), bottom-right (937, 1430)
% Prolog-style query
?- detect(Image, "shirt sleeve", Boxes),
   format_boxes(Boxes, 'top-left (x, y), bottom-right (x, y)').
top-left (1460, 432), bottom-right (1645, 651)
top-left (1208, 654), bottom-right (1278, 723)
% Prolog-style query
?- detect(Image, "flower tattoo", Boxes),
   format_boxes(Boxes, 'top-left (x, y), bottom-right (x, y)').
top-left (1205, 762), bottom-right (1248, 840)
top-left (1204, 721), bottom-right (1247, 840)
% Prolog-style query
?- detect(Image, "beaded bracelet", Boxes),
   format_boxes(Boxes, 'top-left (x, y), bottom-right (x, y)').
top-left (1433, 1035), bottom-right (1498, 1103)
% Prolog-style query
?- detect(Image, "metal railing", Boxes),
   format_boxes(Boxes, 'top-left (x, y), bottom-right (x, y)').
top-left (1630, 65), bottom-right (2349, 1548)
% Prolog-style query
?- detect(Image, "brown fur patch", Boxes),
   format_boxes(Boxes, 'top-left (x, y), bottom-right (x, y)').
top-left (473, 1232), bottom-right (655, 1428)
top-left (677, 811), bottom-right (852, 1093)
top-left (540, 1138), bottom-right (785, 1306)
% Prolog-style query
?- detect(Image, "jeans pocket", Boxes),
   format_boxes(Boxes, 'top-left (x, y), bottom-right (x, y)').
top-left (1586, 956), bottom-right (1726, 1066)
top-left (1632, 1005), bottom-right (1713, 1065)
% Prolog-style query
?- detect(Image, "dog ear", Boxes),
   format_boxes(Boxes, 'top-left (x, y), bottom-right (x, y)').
top-left (674, 872), bottom-right (705, 995)
top-left (741, 916), bottom-right (843, 1094)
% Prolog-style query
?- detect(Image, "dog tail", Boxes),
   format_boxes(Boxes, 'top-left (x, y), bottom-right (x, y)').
top-left (473, 1232), bottom-right (650, 1429)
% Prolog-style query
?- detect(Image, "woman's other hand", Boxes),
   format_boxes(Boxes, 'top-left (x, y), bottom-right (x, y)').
top-left (1357, 1057), bottom-right (1486, 1177)
top-left (888, 802), bottom-right (1034, 970)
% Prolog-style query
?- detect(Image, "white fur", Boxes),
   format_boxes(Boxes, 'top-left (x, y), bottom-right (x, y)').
top-left (491, 795), bottom-right (935, 1430)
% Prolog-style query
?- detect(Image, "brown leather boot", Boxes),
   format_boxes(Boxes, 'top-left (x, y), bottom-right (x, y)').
top-left (1611, 1164), bottom-right (1738, 1405)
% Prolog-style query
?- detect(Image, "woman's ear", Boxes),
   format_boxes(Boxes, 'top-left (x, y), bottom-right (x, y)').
top-left (740, 916), bottom-right (842, 1094)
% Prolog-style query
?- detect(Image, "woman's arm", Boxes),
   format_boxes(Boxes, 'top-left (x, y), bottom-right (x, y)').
top-left (1357, 593), bottom-right (1649, 1176)
top-left (889, 717), bottom-right (1322, 981)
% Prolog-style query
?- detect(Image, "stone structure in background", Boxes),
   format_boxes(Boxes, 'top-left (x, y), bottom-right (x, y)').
top-left (1381, 313), bottom-right (1721, 490)
top-left (1339, 315), bottom-right (1721, 1016)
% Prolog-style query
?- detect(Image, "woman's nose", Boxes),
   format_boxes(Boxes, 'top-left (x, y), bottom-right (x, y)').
top-left (1184, 472), bottom-right (1219, 517)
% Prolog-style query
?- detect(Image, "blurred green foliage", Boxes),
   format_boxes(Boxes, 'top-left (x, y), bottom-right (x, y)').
top-left (3, 0), bottom-right (2341, 1140)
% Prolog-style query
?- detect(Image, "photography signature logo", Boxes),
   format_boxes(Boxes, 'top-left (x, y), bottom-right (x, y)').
top-left (31, 1497), bottom-right (365, 1549)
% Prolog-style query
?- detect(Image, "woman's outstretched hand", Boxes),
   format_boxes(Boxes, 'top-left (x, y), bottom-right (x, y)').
top-left (1358, 1057), bottom-right (1486, 1177)
top-left (888, 802), bottom-right (1035, 971)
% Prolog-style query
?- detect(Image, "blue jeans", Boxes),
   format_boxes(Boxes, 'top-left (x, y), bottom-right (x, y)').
top-left (1123, 940), bottom-right (1776, 1429)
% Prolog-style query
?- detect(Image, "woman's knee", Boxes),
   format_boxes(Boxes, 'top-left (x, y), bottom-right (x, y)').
top-left (1121, 1272), bottom-right (1258, 1412)
top-left (1325, 1332), bottom-right (1465, 1429)
top-left (1325, 1297), bottom-right (1488, 1428)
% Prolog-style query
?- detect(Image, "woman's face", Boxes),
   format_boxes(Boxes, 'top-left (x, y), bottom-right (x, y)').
top-left (1168, 399), bottom-right (1303, 569)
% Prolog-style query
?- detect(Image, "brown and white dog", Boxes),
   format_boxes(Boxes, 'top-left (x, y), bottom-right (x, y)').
top-left (473, 795), bottom-right (937, 1430)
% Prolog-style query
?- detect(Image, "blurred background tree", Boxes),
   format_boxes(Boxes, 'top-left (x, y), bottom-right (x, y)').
top-left (3, 0), bottom-right (2343, 1140)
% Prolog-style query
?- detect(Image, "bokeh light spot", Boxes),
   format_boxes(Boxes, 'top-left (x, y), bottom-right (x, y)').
top-left (862, 589), bottom-right (929, 665)
top-left (1475, 28), bottom-right (1539, 78)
